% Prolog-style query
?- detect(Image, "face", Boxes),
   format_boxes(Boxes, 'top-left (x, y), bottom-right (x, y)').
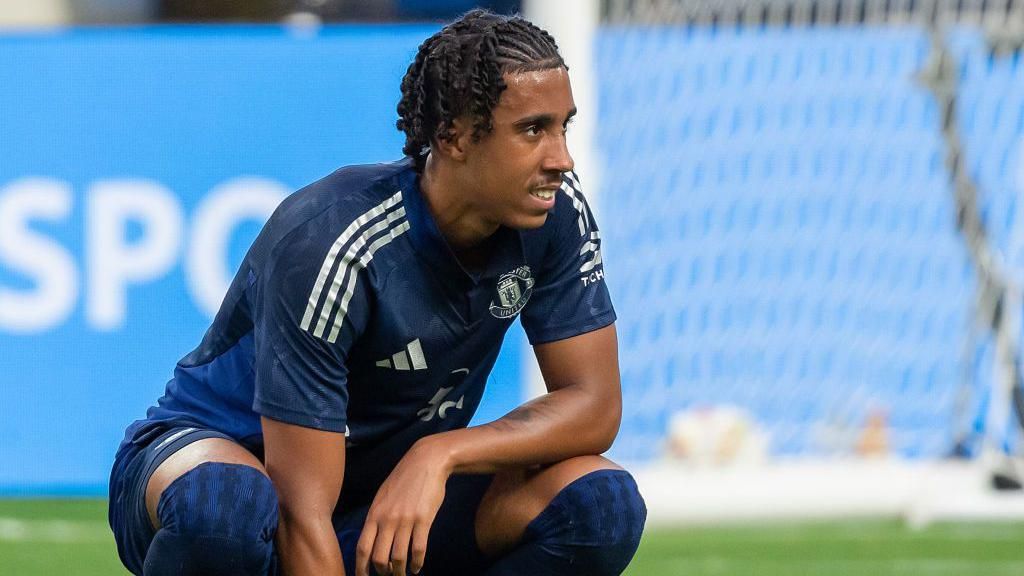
top-left (457, 67), bottom-right (576, 231)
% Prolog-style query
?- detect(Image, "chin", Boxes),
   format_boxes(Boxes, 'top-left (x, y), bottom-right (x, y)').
top-left (506, 211), bottom-right (550, 230)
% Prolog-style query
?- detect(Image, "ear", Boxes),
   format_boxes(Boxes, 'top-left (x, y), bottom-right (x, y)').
top-left (433, 116), bottom-right (475, 163)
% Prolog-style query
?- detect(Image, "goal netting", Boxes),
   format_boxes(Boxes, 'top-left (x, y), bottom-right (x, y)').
top-left (597, 0), bottom-right (1024, 466)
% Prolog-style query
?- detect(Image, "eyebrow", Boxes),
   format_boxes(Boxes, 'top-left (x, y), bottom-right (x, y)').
top-left (512, 107), bottom-right (578, 129)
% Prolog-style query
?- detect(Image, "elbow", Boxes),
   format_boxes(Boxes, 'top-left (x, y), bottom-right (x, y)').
top-left (592, 430), bottom-right (616, 455)
top-left (597, 413), bottom-right (620, 453)
top-left (586, 396), bottom-right (621, 454)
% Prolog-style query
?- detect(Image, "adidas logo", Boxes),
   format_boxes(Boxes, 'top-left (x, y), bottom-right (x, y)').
top-left (376, 339), bottom-right (427, 371)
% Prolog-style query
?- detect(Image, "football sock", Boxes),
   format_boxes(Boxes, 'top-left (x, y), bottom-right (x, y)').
top-left (143, 462), bottom-right (278, 576)
top-left (482, 469), bottom-right (646, 576)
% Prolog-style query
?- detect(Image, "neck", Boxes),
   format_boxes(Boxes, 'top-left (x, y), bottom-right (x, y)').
top-left (419, 154), bottom-right (499, 251)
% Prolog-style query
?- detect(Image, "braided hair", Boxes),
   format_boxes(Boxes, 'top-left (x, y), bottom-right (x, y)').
top-left (396, 9), bottom-right (566, 172)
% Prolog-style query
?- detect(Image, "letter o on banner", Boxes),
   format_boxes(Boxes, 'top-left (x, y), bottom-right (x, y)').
top-left (186, 177), bottom-right (289, 317)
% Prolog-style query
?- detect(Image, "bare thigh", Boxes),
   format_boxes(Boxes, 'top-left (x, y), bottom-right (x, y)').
top-left (474, 455), bottom-right (623, 558)
top-left (144, 438), bottom-right (268, 530)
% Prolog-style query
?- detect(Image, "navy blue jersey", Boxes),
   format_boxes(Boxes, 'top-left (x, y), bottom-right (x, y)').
top-left (141, 158), bottom-right (614, 506)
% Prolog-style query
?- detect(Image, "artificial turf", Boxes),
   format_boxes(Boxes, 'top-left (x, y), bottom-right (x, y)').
top-left (2, 500), bottom-right (1023, 575)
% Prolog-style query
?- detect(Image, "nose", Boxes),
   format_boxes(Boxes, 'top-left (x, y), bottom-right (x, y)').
top-left (544, 132), bottom-right (574, 174)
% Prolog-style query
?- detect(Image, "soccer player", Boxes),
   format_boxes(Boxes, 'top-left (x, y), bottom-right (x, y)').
top-left (108, 9), bottom-right (645, 576)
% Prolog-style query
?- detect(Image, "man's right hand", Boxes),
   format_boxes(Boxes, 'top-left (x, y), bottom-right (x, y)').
top-left (262, 416), bottom-right (348, 575)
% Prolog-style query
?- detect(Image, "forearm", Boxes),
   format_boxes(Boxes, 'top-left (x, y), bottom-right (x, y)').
top-left (261, 417), bottom-right (347, 575)
top-left (426, 382), bottom-right (620, 475)
top-left (276, 513), bottom-right (345, 576)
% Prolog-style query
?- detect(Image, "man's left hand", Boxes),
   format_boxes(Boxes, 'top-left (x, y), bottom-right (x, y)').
top-left (355, 438), bottom-right (450, 576)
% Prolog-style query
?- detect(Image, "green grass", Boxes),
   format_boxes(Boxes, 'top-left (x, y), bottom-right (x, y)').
top-left (2, 500), bottom-right (1023, 575)
top-left (0, 499), bottom-right (127, 575)
top-left (624, 520), bottom-right (1024, 576)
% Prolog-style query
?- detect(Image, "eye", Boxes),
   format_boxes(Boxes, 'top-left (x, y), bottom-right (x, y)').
top-left (562, 117), bottom-right (576, 134)
top-left (524, 125), bottom-right (542, 137)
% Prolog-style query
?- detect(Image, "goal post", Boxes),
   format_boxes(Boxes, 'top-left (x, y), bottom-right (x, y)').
top-left (521, 0), bottom-right (603, 401)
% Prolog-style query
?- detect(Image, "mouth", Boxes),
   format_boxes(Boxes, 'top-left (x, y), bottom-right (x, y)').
top-left (529, 187), bottom-right (558, 202)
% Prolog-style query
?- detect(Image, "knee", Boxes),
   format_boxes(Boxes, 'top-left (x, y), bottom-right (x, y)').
top-left (531, 469), bottom-right (647, 575)
top-left (145, 463), bottom-right (278, 575)
top-left (568, 470), bottom-right (646, 553)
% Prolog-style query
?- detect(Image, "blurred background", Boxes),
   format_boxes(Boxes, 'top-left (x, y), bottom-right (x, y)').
top-left (2, 0), bottom-right (1024, 574)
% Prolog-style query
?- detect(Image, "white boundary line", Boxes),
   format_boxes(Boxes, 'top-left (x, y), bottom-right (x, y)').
top-left (633, 459), bottom-right (1024, 527)
top-left (0, 517), bottom-right (111, 543)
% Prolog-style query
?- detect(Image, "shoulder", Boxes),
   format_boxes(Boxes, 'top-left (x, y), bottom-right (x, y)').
top-left (274, 159), bottom-right (412, 238)
top-left (249, 160), bottom-right (415, 342)
top-left (256, 159), bottom-right (415, 265)
top-left (553, 170), bottom-right (592, 235)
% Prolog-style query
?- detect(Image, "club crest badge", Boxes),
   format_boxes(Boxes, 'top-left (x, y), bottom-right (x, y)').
top-left (489, 265), bottom-right (534, 319)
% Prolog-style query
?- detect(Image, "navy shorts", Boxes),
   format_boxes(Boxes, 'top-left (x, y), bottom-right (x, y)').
top-left (108, 422), bottom-right (237, 574)
top-left (109, 421), bottom-right (493, 575)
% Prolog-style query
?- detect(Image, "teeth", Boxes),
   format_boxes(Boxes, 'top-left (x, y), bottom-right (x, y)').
top-left (532, 190), bottom-right (554, 200)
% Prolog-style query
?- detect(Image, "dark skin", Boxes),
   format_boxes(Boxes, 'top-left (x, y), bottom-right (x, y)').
top-left (144, 66), bottom-right (624, 576)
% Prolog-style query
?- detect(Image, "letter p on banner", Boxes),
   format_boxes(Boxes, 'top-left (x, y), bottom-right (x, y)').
top-left (86, 180), bottom-right (183, 330)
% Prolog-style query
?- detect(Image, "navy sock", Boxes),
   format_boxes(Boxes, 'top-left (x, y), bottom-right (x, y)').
top-left (143, 462), bottom-right (279, 576)
top-left (483, 469), bottom-right (646, 576)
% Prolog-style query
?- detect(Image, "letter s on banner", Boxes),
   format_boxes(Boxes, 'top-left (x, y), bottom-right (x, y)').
top-left (186, 177), bottom-right (288, 318)
top-left (0, 178), bottom-right (77, 333)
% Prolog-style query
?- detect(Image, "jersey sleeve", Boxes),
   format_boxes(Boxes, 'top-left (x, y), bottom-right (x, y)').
top-left (520, 171), bottom-right (616, 345)
top-left (251, 225), bottom-right (371, 433)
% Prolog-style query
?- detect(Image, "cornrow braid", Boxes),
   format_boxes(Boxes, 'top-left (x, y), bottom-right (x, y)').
top-left (396, 9), bottom-right (566, 173)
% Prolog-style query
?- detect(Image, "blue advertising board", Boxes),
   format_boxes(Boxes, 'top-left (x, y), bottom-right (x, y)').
top-left (0, 26), bottom-right (523, 494)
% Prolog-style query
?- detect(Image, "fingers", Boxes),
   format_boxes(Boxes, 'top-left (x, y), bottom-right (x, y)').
top-left (355, 517), bottom-right (432, 576)
top-left (408, 521), bottom-right (430, 575)
top-left (356, 520), bottom-right (398, 576)
top-left (355, 522), bottom-right (376, 576)
top-left (389, 524), bottom-right (413, 576)
top-left (371, 522), bottom-right (396, 576)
